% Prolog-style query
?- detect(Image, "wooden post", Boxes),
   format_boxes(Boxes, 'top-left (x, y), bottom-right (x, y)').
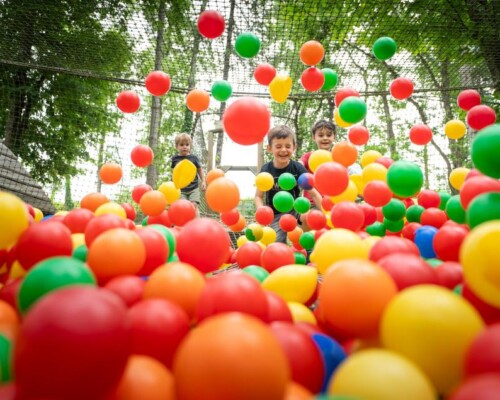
top-left (257, 141), bottom-right (264, 172)
top-left (207, 130), bottom-right (213, 172)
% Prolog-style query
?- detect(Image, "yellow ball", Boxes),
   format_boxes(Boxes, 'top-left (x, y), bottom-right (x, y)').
top-left (9, 261), bottom-right (27, 280)
top-left (236, 235), bottom-right (249, 248)
top-left (55, 210), bottom-right (69, 217)
top-left (449, 167), bottom-right (470, 190)
top-left (95, 202), bottom-right (126, 219)
top-left (330, 180), bottom-right (358, 204)
top-left (260, 226), bottom-right (276, 246)
top-left (334, 108), bottom-right (353, 129)
top-left (245, 223), bottom-right (264, 242)
top-left (362, 236), bottom-right (381, 253)
top-left (349, 174), bottom-right (365, 194)
top-left (158, 181), bottom-right (181, 204)
top-left (444, 119), bottom-right (467, 140)
top-left (381, 285), bottom-right (484, 395)
top-left (362, 163), bottom-right (388, 183)
top-left (0, 191), bottom-right (29, 250)
top-left (33, 208), bottom-right (44, 222)
top-left (308, 149), bottom-right (333, 173)
top-left (360, 150), bottom-right (382, 168)
top-left (287, 302), bottom-right (317, 324)
top-left (262, 265), bottom-right (318, 304)
top-left (310, 228), bottom-right (368, 274)
top-left (71, 233), bottom-right (85, 249)
top-left (460, 220), bottom-right (500, 307)
top-left (328, 349), bottom-right (437, 400)
top-left (255, 172), bottom-right (274, 192)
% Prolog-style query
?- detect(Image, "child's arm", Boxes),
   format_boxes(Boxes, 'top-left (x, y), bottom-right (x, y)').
top-left (307, 188), bottom-right (323, 210)
top-left (254, 188), bottom-right (265, 209)
top-left (198, 167), bottom-right (206, 191)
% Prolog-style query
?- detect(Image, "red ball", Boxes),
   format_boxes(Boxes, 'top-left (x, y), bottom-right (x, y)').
top-left (359, 203), bottom-right (377, 227)
top-left (390, 77), bottom-right (414, 100)
top-left (369, 236), bottom-right (419, 262)
top-left (434, 261), bottom-right (462, 290)
top-left (420, 207), bottom-right (448, 228)
top-left (236, 242), bottom-right (263, 268)
top-left (132, 183), bottom-right (153, 204)
top-left (457, 89), bottom-right (481, 111)
top-left (196, 272), bottom-right (268, 323)
top-left (433, 224), bottom-right (468, 262)
top-left (467, 105), bottom-right (497, 130)
top-left (220, 208), bottom-right (241, 226)
top-left (374, 156), bottom-right (394, 168)
top-left (145, 71), bottom-right (171, 96)
top-left (314, 162), bottom-right (349, 196)
top-left (330, 202), bottom-right (364, 231)
top-left (462, 284), bottom-right (500, 325)
top-left (417, 189), bottom-right (441, 208)
top-left (135, 227), bottom-right (169, 276)
top-left (255, 206), bottom-right (274, 226)
top-left (104, 275), bottom-right (146, 307)
top-left (363, 180), bottom-right (392, 207)
top-left (16, 222), bottom-right (73, 270)
top-left (116, 90), bottom-right (140, 113)
top-left (254, 63), bottom-right (277, 86)
top-left (128, 298), bottom-right (190, 368)
top-left (279, 214), bottom-right (298, 232)
top-left (449, 374), bottom-right (500, 400)
top-left (147, 210), bottom-right (173, 227)
top-left (321, 196), bottom-right (334, 211)
top-left (409, 124), bottom-right (433, 145)
top-left (14, 287), bottom-right (130, 400)
top-left (265, 290), bottom-right (293, 322)
top-left (84, 214), bottom-right (128, 247)
top-left (301, 67), bottom-right (325, 92)
top-left (460, 176), bottom-right (500, 209)
top-left (377, 253), bottom-right (437, 291)
top-left (176, 218), bottom-right (231, 273)
top-left (261, 242), bottom-right (295, 273)
top-left (130, 144), bottom-right (154, 168)
top-left (306, 209), bottom-right (327, 230)
top-left (121, 202), bottom-right (136, 221)
top-left (223, 97), bottom-right (271, 145)
top-left (348, 125), bottom-right (370, 146)
top-left (401, 222), bottom-right (422, 241)
top-left (197, 10), bottom-right (225, 39)
top-left (465, 324), bottom-right (500, 377)
top-left (334, 87), bottom-right (360, 107)
top-left (63, 208), bottom-right (95, 234)
top-left (167, 199), bottom-right (196, 227)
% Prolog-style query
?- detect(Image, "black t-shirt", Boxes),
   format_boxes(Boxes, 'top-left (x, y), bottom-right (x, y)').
top-left (260, 160), bottom-right (308, 215)
top-left (171, 154), bottom-right (201, 192)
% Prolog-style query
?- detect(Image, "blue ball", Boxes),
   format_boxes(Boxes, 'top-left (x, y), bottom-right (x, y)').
top-left (312, 333), bottom-right (347, 393)
top-left (414, 225), bottom-right (438, 259)
top-left (298, 172), bottom-right (314, 190)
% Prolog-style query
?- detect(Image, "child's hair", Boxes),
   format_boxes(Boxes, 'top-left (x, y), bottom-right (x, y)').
top-left (174, 132), bottom-right (192, 147)
top-left (267, 125), bottom-right (296, 146)
top-left (311, 119), bottom-right (336, 137)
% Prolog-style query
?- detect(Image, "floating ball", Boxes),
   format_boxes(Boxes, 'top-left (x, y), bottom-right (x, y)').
top-left (0, 192), bottom-right (29, 250)
top-left (314, 162), bottom-right (349, 196)
top-left (254, 63), bottom-right (276, 86)
top-left (273, 191), bottom-right (294, 213)
top-left (246, 223), bottom-right (264, 242)
top-left (301, 67), bottom-right (325, 92)
top-left (449, 167), bottom-right (470, 190)
top-left (387, 160), bottom-right (423, 198)
top-left (299, 40), bottom-right (324, 66)
top-left (116, 90), bottom-right (140, 113)
top-left (130, 144), bottom-right (154, 168)
top-left (99, 163), bottom-right (122, 184)
top-left (140, 190), bottom-right (167, 217)
top-left (338, 97), bottom-right (367, 124)
top-left (157, 181), bottom-right (180, 205)
top-left (297, 173), bottom-right (314, 190)
top-left (471, 124), bottom-right (500, 178)
top-left (409, 124), bottom-right (433, 145)
top-left (467, 192), bottom-right (500, 229)
top-left (446, 195), bottom-right (466, 224)
top-left (445, 120), bottom-right (467, 140)
top-left (255, 206), bottom-right (274, 226)
top-left (145, 71), bottom-right (171, 96)
top-left (467, 105), bottom-right (496, 130)
top-left (206, 168), bottom-right (225, 185)
top-left (390, 77), bottom-right (414, 100)
top-left (372, 37), bottom-right (397, 61)
top-left (197, 10), bottom-right (225, 39)
top-left (211, 80), bottom-right (232, 102)
top-left (235, 32), bottom-right (261, 58)
top-left (348, 125), bottom-right (370, 145)
top-left (278, 172), bottom-right (296, 190)
top-left (321, 68), bottom-right (338, 91)
top-left (206, 177), bottom-right (240, 213)
top-left (334, 87), bottom-right (360, 107)
top-left (457, 89), bottom-right (481, 111)
top-left (293, 197), bottom-right (310, 214)
top-left (360, 149), bottom-right (382, 167)
top-left (332, 141), bottom-right (358, 167)
top-left (185, 89), bottom-right (210, 113)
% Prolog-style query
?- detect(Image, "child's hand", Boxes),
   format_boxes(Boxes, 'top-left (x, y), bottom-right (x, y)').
top-left (200, 181), bottom-right (207, 191)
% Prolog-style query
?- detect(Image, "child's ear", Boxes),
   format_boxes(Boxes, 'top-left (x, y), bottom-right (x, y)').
top-left (266, 144), bottom-right (272, 153)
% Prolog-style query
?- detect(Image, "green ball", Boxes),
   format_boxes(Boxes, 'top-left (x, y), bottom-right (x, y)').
top-left (211, 80), bottom-right (232, 102)
top-left (18, 257), bottom-right (96, 314)
top-left (382, 198), bottom-right (406, 221)
top-left (235, 32), bottom-right (261, 58)
top-left (273, 191), bottom-right (294, 213)
top-left (438, 191), bottom-right (452, 210)
top-left (454, 284), bottom-right (463, 295)
top-left (383, 217), bottom-right (404, 233)
top-left (471, 124), bottom-right (500, 178)
top-left (372, 36), bottom-right (397, 61)
top-left (294, 252), bottom-right (307, 265)
top-left (365, 221), bottom-right (386, 237)
top-left (387, 160), bottom-right (424, 198)
top-left (142, 217), bottom-right (148, 226)
top-left (321, 68), bottom-right (338, 91)
top-left (0, 335), bottom-right (12, 383)
top-left (168, 254), bottom-right (179, 263)
top-left (148, 224), bottom-right (176, 258)
top-left (242, 265), bottom-right (269, 283)
top-left (467, 192), bottom-right (500, 228)
top-left (278, 172), bottom-right (296, 190)
top-left (294, 196), bottom-right (311, 214)
top-left (245, 223), bottom-right (264, 241)
top-left (426, 258), bottom-right (443, 268)
top-left (72, 244), bottom-right (88, 262)
top-left (299, 231), bottom-right (315, 250)
top-left (338, 96), bottom-right (367, 124)
top-left (406, 205), bottom-right (425, 223)
top-left (445, 195), bottom-right (466, 224)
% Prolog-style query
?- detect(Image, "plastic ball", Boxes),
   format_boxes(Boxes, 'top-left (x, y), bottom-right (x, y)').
top-left (278, 172), bottom-right (296, 190)
top-left (246, 223), bottom-right (264, 242)
top-left (197, 9), bottom-right (225, 39)
top-left (348, 125), bottom-right (370, 146)
top-left (140, 190), bottom-right (167, 217)
top-left (235, 32), bottom-right (261, 58)
top-left (338, 97), bottom-right (367, 124)
top-left (255, 206), bottom-right (274, 226)
top-left (293, 197), bottom-right (311, 214)
top-left (298, 173), bottom-right (314, 190)
top-left (409, 124), bottom-right (433, 145)
top-left (378, 253), bottom-right (436, 290)
top-left (273, 191), bottom-right (294, 213)
top-left (363, 180), bottom-right (392, 207)
top-left (331, 202), bottom-right (364, 231)
top-left (299, 231), bottom-right (316, 250)
top-left (467, 192), bottom-right (500, 229)
top-left (255, 172), bottom-right (274, 192)
top-left (269, 74), bottom-right (292, 103)
top-left (360, 149), bottom-right (382, 167)
top-left (418, 189), bottom-right (441, 208)
top-left (445, 119), bottom-right (467, 139)
top-left (460, 175), bottom-right (500, 209)
top-left (116, 90), bottom-right (140, 113)
top-left (446, 195), bottom-right (466, 223)
top-left (382, 199), bottom-right (406, 221)
top-left (301, 67), bottom-right (325, 92)
top-left (260, 242), bottom-right (295, 273)
top-left (254, 63), bottom-right (276, 86)
top-left (145, 71), bottom-right (171, 96)
top-left (449, 374), bottom-right (500, 400)
top-left (420, 207), bottom-right (448, 228)
top-left (308, 149), bottom-right (333, 172)
top-left (390, 77), bottom-right (414, 100)
top-left (334, 108), bottom-right (353, 128)
top-left (95, 201), bottom-right (126, 219)
top-left (362, 162), bottom-right (387, 183)
top-left (467, 105), bottom-right (497, 131)
top-left (99, 163), bottom-right (122, 184)
top-left (211, 79), bottom-right (232, 102)
top-left (457, 89), bottom-right (481, 111)
top-left (372, 37), bottom-right (397, 60)
top-left (381, 285), bottom-right (484, 395)
top-left (321, 68), bottom-right (338, 91)
top-left (332, 141), bottom-right (358, 167)
top-left (314, 162), bottom-right (349, 196)
top-left (334, 87), bottom-right (360, 107)
top-left (206, 177), bottom-right (240, 213)
top-left (223, 97), bottom-right (271, 145)
top-left (206, 168), bottom-right (225, 185)
top-left (471, 123), bottom-right (500, 178)
top-left (263, 266), bottom-right (318, 304)
top-left (185, 89), bottom-right (210, 113)
top-left (0, 192), bottom-right (29, 250)
top-left (167, 199), bottom-right (196, 227)
top-left (299, 40), bottom-right (324, 66)
top-left (449, 167), bottom-right (469, 190)
top-left (387, 160), bottom-right (423, 198)
top-left (260, 226), bottom-right (277, 245)
top-left (157, 182), bottom-right (180, 205)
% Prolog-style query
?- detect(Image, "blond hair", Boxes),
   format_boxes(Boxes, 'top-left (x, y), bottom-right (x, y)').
top-left (174, 133), bottom-right (192, 146)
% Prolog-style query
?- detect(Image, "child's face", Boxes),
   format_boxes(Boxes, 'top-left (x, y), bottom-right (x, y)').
top-left (268, 136), bottom-right (295, 168)
top-left (313, 127), bottom-right (335, 150)
top-left (176, 140), bottom-right (191, 155)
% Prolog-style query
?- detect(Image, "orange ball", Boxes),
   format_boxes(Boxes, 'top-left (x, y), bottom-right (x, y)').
top-left (206, 168), bottom-right (225, 185)
top-left (206, 177), bottom-right (240, 213)
top-left (299, 40), bottom-right (325, 66)
top-left (186, 89), bottom-right (210, 113)
top-left (332, 141), bottom-right (359, 167)
top-left (318, 259), bottom-right (397, 339)
top-left (287, 226), bottom-right (304, 243)
top-left (114, 355), bottom-right (175, 400)
top-left (284, 381), bottom-right (313, 400)
top-left (140, 190), bottom-right (167, 217)
top-left (143, 262), bottom-right (206, 320)
top-left (229, 214), bottom-right (246, 232)
top-left (173, 313), bottom-right (290, 400)
top-left (99, 163), bottom-right (123, 184)
top-left (80, 192), bottom-right (109, 212)
top-left (0, 300), bottom-right (20, 340)
top-left (87, 228), bottom-right (145, 282)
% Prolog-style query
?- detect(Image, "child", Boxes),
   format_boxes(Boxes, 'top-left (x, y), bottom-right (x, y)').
top-left (255, 125), bottom-right (322, 243)
top-left (171, 133), bottom-right (206, 216)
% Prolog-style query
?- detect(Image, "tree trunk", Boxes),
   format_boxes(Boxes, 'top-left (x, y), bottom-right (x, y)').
top-left (381, 94), bottom-right (397, 159)
top-left (96, 131), bottom-right (106, 193)
top-left (146, 0), bottom-right (166, 189)
top-left (64, 175), bottom-right (74, 210)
